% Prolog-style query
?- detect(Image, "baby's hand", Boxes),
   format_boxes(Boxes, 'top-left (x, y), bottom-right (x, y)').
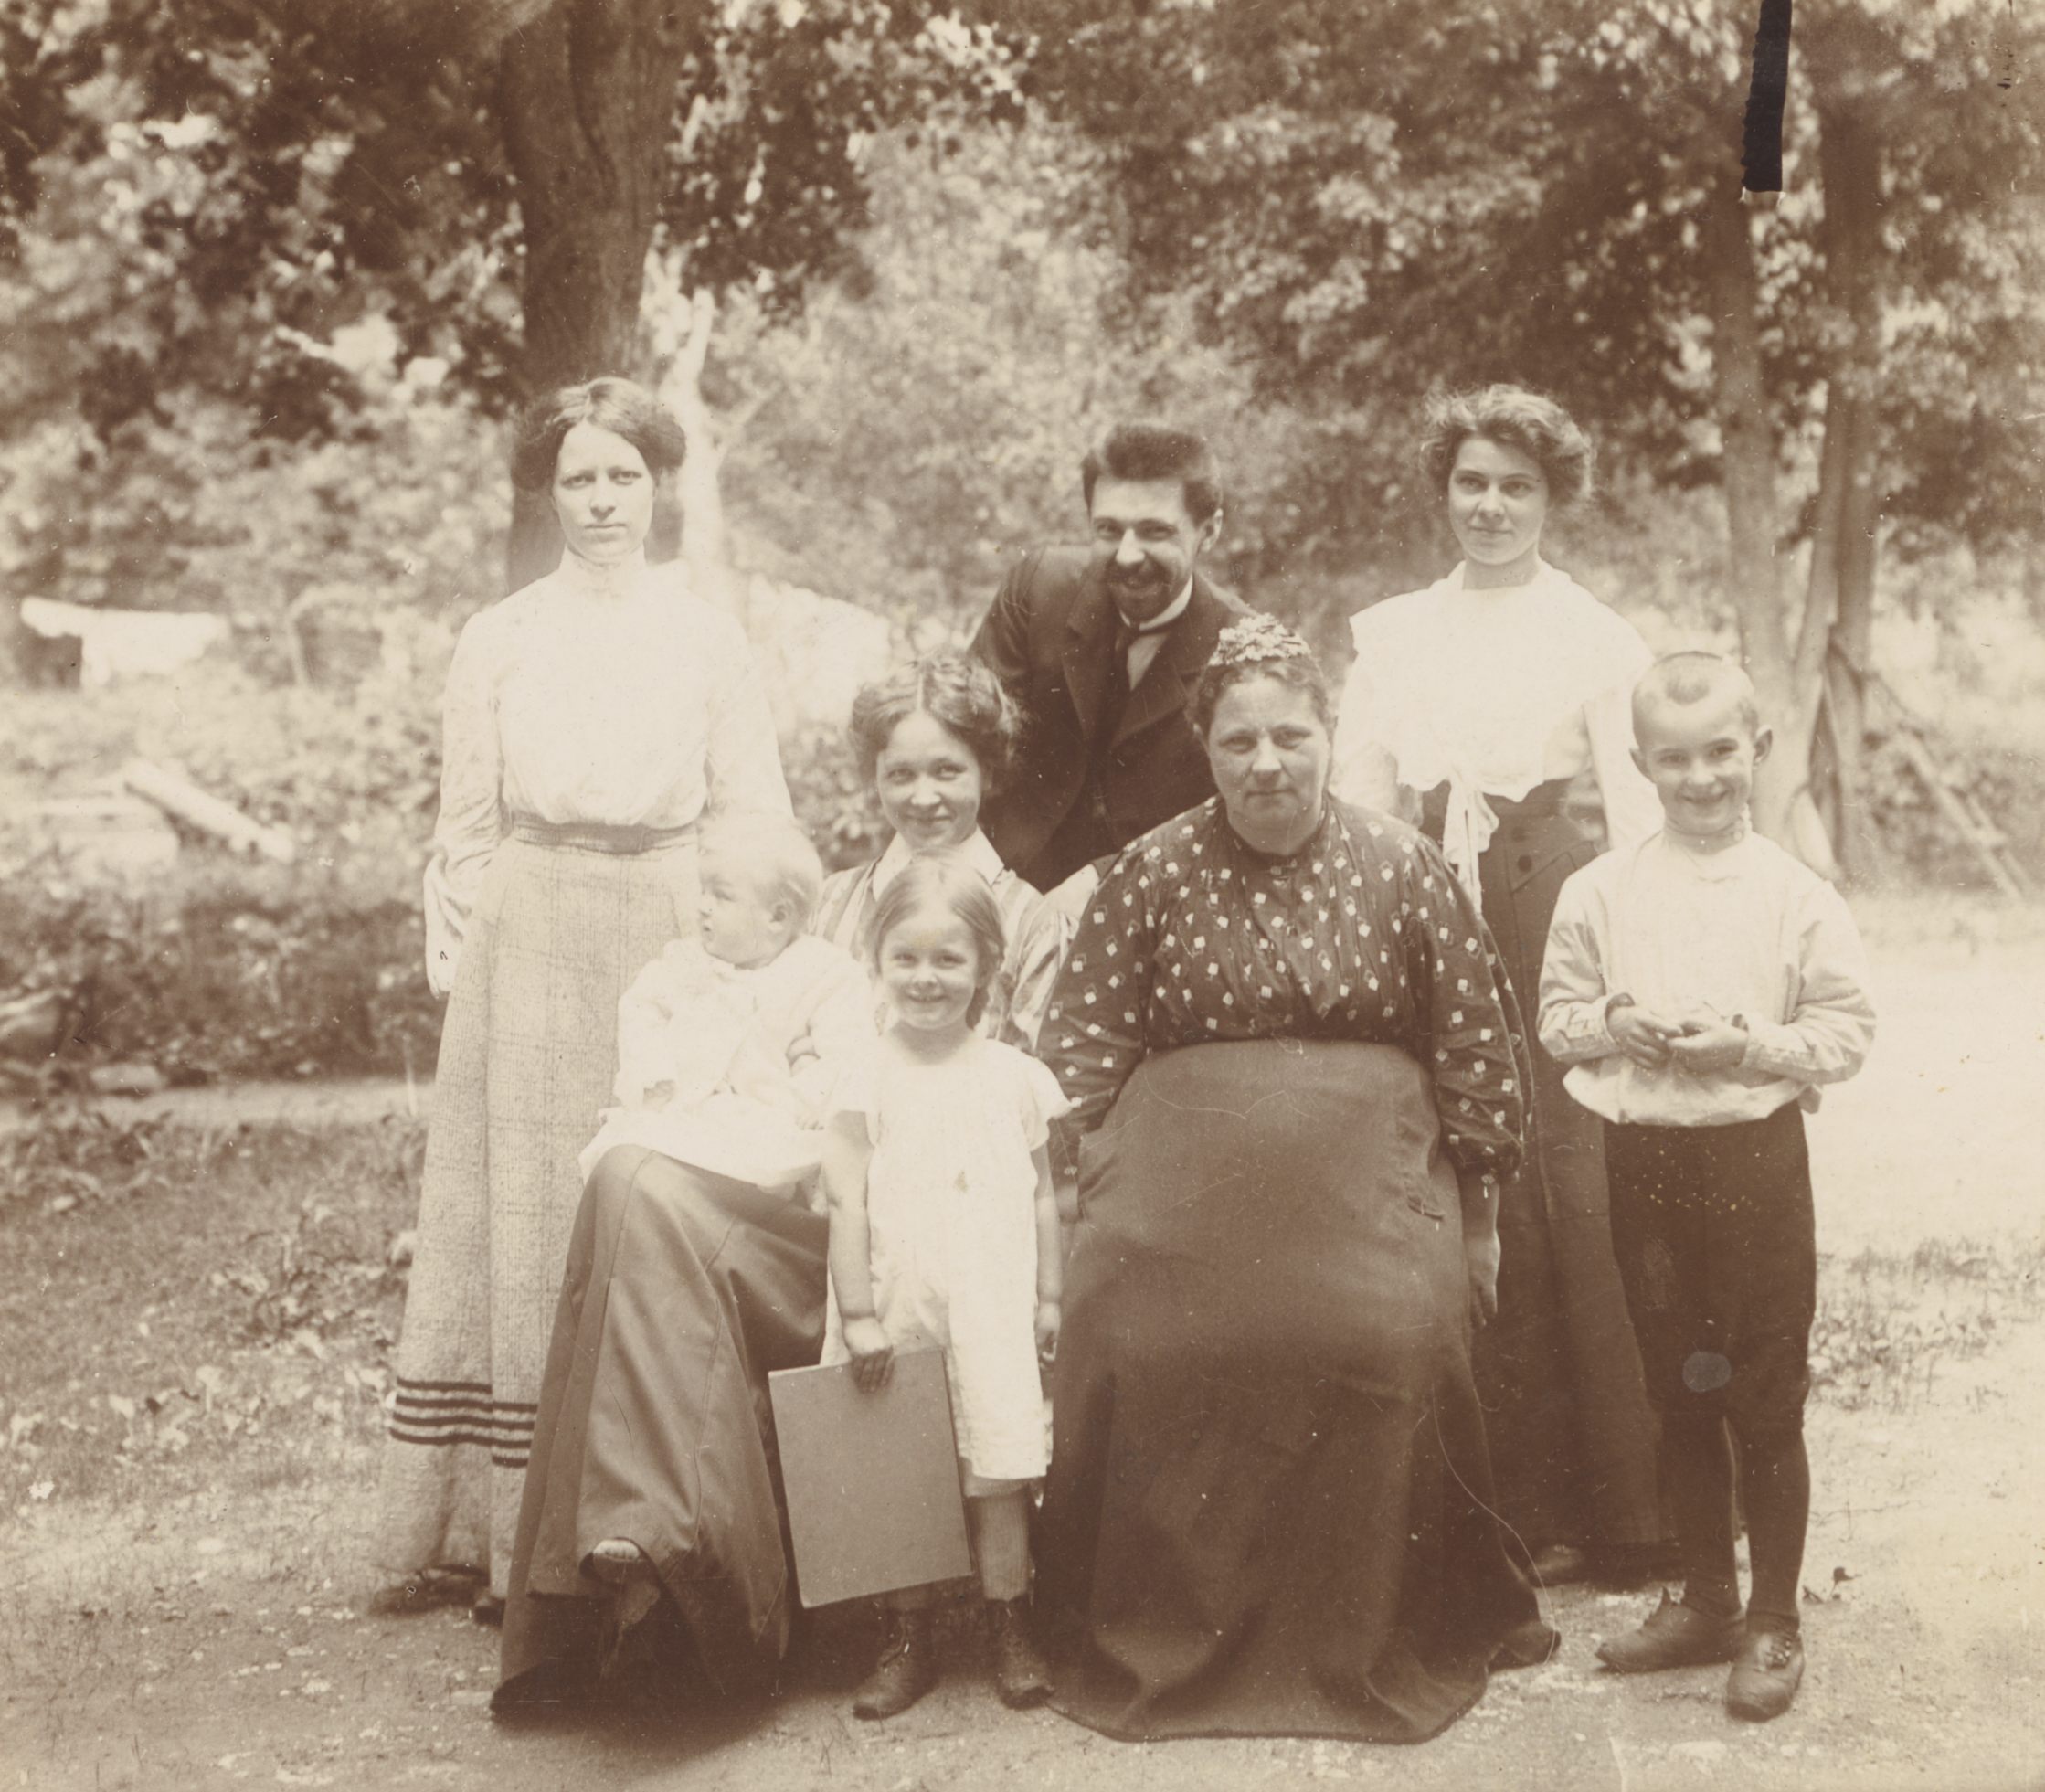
top-left (1669, 1022), bottom-right (1750, 1076)
top-left (1035, 1299), bottom-right (1062, 1368)
top-left (643, 1079), bottom-right (677, 1112)
top-left (1608, 1002), bottom-right (1683, 1069)
top-left (787, 1033), bottom-right (820, 1072)
top-left (842, 1316), bottom-right (895, 1392)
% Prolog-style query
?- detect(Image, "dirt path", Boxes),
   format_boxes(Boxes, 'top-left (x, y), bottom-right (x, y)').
top-left (4, 1296), bottom-right (2040, 1792)
top-left (0, 1077), bottom-right (423, 1137)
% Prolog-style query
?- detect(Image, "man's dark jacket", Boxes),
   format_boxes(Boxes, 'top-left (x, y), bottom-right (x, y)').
top-left (970, 545), bottom-right (1246, 892)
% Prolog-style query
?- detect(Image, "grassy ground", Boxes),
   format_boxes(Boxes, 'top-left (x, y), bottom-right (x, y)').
top-left (2, 892), bottom-right (2042, 1789)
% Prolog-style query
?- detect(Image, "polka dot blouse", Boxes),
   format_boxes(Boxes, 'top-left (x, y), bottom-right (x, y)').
top-left (1040, 798), bottom-right (1529, 1183)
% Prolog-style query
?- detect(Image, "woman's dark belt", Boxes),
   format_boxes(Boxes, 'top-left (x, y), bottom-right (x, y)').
top-left (507, 814), bottom-right (697, 855)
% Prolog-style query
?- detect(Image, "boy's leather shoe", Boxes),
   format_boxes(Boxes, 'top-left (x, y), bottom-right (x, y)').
top-left (990, 1598), bottom-right (1053, 1708)
top-left (853, 1609), bottom-right (937, 1720)
top-left (1725, 1625), bottom-right (1804, 1721)
top-left (1595, 1590), bottom-right (1746, 1672)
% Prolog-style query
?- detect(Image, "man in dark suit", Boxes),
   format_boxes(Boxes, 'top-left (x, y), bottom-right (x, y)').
top-left (971, 422), bottom-right (1245, 895)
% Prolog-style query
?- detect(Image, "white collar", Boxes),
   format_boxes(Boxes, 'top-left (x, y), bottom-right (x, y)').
top-left (1446, 556), bottom-right (1561, 599)
top-left (873, 828), bottom-right (1008, 893)
top-left (1661, 812), bottom-right (1754, 874)
top-left (555, 545), bottom-right (649, 598)
top-left (1117, 578), bottom-right (1195, 636)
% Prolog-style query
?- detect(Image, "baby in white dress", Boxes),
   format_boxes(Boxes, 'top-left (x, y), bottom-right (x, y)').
top-left (578, 817), bottom-right (873, 1196)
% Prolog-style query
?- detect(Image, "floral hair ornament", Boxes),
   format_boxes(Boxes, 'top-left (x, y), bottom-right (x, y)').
top-left (1210, 611), bottom-right (1317, 672)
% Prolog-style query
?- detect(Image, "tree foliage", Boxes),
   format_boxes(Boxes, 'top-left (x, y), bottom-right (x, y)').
top-left (1001, 0), bottom-right (2045, 867)
top-left (0, 0), bottom-right (1022, 583)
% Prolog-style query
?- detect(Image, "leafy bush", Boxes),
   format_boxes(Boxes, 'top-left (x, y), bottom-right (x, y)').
top-left (782, 722), bottom-right (886, 874)
top-left (0, 856), bottom-right (442, 1084)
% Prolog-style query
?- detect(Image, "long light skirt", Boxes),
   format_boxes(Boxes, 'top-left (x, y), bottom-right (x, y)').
top-left (377, 836), bottom-right (699, 1597)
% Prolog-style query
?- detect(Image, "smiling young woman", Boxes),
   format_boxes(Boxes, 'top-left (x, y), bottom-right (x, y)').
top-left (810, 652), bottom-right (1068, 1050)
top-left (1328, 383), bottom-right (1676, 1592)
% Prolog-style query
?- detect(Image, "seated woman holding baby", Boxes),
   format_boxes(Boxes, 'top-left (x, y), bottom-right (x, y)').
top-left (495, 653), bottom-right (1065, 1711)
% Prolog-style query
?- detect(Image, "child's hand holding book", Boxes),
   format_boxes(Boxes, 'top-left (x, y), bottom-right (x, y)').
top-left (842, 1314), bottom-right (895, 1392)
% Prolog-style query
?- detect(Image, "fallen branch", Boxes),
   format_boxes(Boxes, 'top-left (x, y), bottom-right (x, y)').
top-left (121, 759), bottom-right (297, 864)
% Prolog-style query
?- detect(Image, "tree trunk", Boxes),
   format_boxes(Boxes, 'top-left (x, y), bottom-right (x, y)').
top-left (1700, 186), bottom-right (1817, 852)
top-left (495, 0), bottom-right (698, 590)
top-left (1812, 98), bottom-right (1885, 883)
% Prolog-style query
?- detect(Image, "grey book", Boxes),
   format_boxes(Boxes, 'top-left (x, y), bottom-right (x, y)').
top-left (768, 1348), bottom-right (973, 1607)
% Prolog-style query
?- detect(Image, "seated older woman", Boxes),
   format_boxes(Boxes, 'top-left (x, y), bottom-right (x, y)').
top-left (1035, 613), bottom-right (1552, 1745)
top-left (495, 651), bottom-right (1064, 1712)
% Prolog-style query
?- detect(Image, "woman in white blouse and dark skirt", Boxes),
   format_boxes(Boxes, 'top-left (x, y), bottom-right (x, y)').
top-left (377, 377), bottom-right (791, 1615)
top-left (1330, 386), bottom-right (1671, 1586)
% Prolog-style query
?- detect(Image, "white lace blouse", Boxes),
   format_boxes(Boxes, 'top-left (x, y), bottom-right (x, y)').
top-left (1330, 558), bottom-right (1660, 908)
top-left (422, 549), bottom-right (791, 992)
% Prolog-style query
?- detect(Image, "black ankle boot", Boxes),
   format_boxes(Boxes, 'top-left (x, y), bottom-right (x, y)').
top-left (853, 1607), bottom-right (937, 1720)
top-left (989, 1597), bottom-right (1052, 1708)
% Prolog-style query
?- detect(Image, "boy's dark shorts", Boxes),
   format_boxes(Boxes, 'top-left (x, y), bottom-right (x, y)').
top-left (1603, 1103), bottom-right (1816, 1439)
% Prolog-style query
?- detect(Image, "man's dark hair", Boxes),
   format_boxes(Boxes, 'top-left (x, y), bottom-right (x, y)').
top-left (1080, 422), bottom-right (1224, 527)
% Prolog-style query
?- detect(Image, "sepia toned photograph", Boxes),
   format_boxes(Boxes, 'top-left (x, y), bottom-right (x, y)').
top-left (1, 2), bottom-right (2040, 1787)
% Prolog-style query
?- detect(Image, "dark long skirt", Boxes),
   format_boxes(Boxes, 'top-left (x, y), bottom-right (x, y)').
top-left (1438, 781), bottom-right (1669, 1561)
top-left (495, 1145), bottom-right (827, 1708)
top-left (1038, 1040), bottom-right (1541, 1744)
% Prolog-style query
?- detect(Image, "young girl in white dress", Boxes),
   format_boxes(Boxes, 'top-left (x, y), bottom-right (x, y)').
top-left (821, 854), bottom-right (1067, 1721)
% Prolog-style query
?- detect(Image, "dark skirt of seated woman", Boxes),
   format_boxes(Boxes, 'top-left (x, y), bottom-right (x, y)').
top-left (1038, 1038), bottom-right (1542, 1744)
top-left (494, 1144), bottom-right (827, 1711)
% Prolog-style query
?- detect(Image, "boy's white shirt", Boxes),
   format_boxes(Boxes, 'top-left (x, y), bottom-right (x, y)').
top-left (1538, 822), bottom-right (1875, 1128)
top-left (581, 931), bottom-right (874, 1191)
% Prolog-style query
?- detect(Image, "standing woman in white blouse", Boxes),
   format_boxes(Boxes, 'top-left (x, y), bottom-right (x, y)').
top-left (377, 377), bottom-right (791, 1615)
top-left (1330, 385), bottom-right (1670, 1586)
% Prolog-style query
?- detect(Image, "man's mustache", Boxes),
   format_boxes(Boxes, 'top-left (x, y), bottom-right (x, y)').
top-left (1107, 561), bottom-right (1167, 586)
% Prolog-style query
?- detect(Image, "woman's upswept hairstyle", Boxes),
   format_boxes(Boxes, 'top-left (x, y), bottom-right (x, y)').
top-left (1189, 611), bottom-right (1333, 738)
top-left (847, 652), bottom-right (1020, 797)
top-left (868, 854), bottom-right (1008, 1030)
top-left (512, 376), bottom-right (690, 493)
top-left (1417, 384), bottom-right (1595, 510)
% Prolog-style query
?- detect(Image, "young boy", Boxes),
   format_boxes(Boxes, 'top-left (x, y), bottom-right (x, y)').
top-left (577, 816), bottom-right (874, 1198)
top-left (1538, 652), bottom-right (1875, 1723)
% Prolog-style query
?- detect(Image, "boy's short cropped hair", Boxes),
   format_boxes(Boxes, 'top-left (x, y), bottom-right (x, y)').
top-left (1633, 651), bottom-right (1763, 737)
top-left (698, 816), bottom-right (825, 927)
